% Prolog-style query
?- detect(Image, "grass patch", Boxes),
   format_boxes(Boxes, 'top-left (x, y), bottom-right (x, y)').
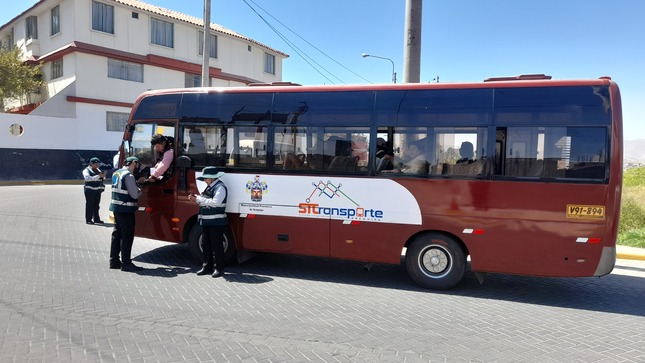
top-left (619, 228), bottom-right (645, 248)
top-left (618, 167), bottom-right (645, 246)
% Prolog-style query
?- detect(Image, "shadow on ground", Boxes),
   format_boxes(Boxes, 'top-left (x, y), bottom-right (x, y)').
top-left (134, 242), bottom-right (645, 317)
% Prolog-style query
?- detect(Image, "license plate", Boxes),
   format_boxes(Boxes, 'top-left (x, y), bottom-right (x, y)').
top-left (566, 204), bottom-right (605, 220)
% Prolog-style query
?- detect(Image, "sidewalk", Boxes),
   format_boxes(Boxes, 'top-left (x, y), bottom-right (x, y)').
top-left (617, 245), bottom-right (645, 261)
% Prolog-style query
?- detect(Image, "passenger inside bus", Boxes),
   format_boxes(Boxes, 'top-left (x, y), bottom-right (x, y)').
top-left (187, 128), bottom-right (207, 155)
top-left (452, 141), bottom-right (485, 176)
top-left (327, 138), bottom-right (357, 172)
top-left (399, 138), bottom-right (429, 174)
top-left (283, 152), bottom-right (306, 169)
top-left (457, 141), bottom-right (474, 163)
top-left (375, 137), bottom-right (394, 172)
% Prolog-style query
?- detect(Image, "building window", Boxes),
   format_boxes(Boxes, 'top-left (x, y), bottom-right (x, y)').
top-left (26, 16), bottom-right (38, 40)
top-left (51, 58), bottom-right (63, 79)
top-left (92, 1), bottom-right (114, 34)
top-left (198, 31), bottom-right (218, 58)
top-left (185, 73), bottom-right (201, 88)
top-left (6, 28), bottom-right (14, 50)
top-left (264, 53), bottom-right (275, 75)
top-left (151, 18), bottom-right (173, 48)
top-left (50, 5), bottom-right (60, 35)
top-left (107, 58), bottom-right (143, 82)
top-left (106, 112), bottom-right (129, 132)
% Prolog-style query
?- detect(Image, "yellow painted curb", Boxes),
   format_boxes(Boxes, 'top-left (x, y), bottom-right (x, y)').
top-left (617, 252), bottom-right (645, 261)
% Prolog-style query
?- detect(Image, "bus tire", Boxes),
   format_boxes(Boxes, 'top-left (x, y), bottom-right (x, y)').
top-left (187, 224), bottom-right (237, 265)
top-left (405, 233), bottom-right (466, 290)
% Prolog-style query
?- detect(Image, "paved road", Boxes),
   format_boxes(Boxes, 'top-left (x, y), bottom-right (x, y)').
top-left (1, 184), bottom-right (644, 362)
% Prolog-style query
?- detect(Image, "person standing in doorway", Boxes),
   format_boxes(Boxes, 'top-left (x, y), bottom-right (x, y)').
top-left (188, 166), bottom-right (228, 278)
top-left (143, 134), bottom-right (174, 183)
top-left (83, 157), bottom-right (106, 224)
top-left (109, 156), bottom-right (143, 272)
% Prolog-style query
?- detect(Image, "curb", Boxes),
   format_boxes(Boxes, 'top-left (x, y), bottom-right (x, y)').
top-left (617, 248), bottom-right (645, 261)
top-left (0, 180), bottom-right (85, 186)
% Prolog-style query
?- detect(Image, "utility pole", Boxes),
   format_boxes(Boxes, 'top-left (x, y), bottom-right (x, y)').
top-left (201, 0), bottom-right (211, 87)
top-left (403, 0), bottom-right (422, 83)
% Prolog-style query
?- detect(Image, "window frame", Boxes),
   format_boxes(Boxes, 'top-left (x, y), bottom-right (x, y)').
top-left (198, 31), bottom-right (218, 59)
top-left (91, 1), bottom-right (114, 34)
top-left (107, 58), bottom-right (144, 83)
top-left (150, 18), bottom-right (174, 48)
top-left (106, 111), bottom-right (130, 132)
top-left (184, 73), bottom-right (201, 88)
top-left (50, 5), bottom-right (60, 36)
top-left (264, 53), bottom-right (275, 75)
top-left (51, 58), bottom-right (63, 79)
top-left (26, 16), bottom-right (38, 40)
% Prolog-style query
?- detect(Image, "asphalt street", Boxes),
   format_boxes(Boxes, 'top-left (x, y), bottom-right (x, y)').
top-left (1, 184), bottom-right (645, 362)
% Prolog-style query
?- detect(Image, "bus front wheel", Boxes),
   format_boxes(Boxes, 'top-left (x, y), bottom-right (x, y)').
top-left (187, 224), bottom-right (237, 265)
top-left (405, 233), bottom-right (466, 290)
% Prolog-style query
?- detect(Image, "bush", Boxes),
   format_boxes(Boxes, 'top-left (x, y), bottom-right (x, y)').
top-left (619, 191), bottom-right (645, 234)
top-left (623, 166), bottom-right (645, 187)
top-left (618, 167), bottom-right (645, 247)
top-left (619, 229), bottom-right (645, 248)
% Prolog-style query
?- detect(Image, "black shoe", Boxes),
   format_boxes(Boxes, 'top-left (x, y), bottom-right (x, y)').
top-left (86, 221), bottom-right (94, 225)
top-left (109, 261), bottom-right (122, 269)
top-left (121, 263), bottom-right (143, 272)
top-left (212, 269), bottom-right (224, 278)
top-left (197, 266), bottom-right (214, 275)
top-left (94, 220), bottom-right (105, 224)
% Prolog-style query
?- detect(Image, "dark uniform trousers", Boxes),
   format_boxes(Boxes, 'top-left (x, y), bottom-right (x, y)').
top-left (202, 225), bottom-right (226, 270)
top-left (110, 212), bottom-right (136, 264)
top-left (85, 190), bottom-right (102, 223)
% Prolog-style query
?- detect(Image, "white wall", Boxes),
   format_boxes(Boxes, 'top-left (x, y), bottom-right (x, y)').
top-left (0, 111), bottom-right (121, 151)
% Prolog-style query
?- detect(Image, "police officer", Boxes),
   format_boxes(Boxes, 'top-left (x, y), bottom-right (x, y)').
top-left (83, 157), bottom-right (106, 224)
top-left (188, 166), bottom-right (228, 277)
top-left (109, 156), bottom-right (143, 271)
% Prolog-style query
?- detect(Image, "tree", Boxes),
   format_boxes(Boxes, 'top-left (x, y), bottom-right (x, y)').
top-left (0, 46), bottom-right (43, 111)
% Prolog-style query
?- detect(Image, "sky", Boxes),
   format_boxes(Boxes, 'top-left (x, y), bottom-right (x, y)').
top-left (2, 0), bottom-right (645, 140)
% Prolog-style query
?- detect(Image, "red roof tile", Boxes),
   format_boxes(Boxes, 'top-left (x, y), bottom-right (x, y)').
top-left (1, 0), bottom-right (288, 57)
top-left (114, 0), bottom-right (288, 57)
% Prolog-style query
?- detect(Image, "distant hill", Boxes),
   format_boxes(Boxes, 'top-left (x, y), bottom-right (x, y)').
top-left (624, 139), bottom-right (645, 165)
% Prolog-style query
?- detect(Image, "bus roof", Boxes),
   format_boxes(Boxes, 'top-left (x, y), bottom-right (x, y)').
top-left (135, 75), bottom-right (616, 100)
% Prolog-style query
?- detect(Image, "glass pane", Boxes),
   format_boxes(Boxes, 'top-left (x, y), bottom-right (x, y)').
top-left (503, 126), bottom-right (607, 180)
top-left (375, 89), bottom-right (493, 126)
top-left (227, 126), bottom-right (267, 169)
top-left (180, 93), bottom-right (272, 122)
top-left (494, 86), bottom-right (611, 125)
top-left (273, 91), bottom-right (373, 126)
top-left (274, 126), bottom-right (306, 170)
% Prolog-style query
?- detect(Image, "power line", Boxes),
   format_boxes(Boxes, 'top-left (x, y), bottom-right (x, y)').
top-left (242, 0), bottom-right (371, 84)
top-left (241, 0), bottom-right (337, 84)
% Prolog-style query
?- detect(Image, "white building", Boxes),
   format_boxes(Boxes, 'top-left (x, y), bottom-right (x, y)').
top-left (0, 0), bottom-right (288, 180)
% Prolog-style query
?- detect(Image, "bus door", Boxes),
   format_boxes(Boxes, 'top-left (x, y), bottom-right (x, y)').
top-left (324, 128), bottom-right (408, 264)
top-left (232, 125), bottom-right (331, 256)
top-left (128, 122), bottom-right (180, 242)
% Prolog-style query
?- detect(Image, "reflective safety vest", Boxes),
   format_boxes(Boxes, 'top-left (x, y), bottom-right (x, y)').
top-left (84, 166), bottom-right (105, 192)
top-left (199, 180), bottom-right (228, 226)
top-left (109, 168), bottom-right (138, 213)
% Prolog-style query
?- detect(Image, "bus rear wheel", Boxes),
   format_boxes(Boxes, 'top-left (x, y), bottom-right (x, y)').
top-left (187, 224), bottom-right (237, 265)
top-left (405, 233), bottom-right (466, 290)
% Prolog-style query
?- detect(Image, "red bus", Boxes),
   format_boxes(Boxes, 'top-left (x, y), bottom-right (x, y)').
top-left (117, 74), bottom-right (622, 289)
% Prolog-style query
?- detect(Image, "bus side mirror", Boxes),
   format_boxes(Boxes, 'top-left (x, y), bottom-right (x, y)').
top-left (176, 156), bottom-right (192, 190)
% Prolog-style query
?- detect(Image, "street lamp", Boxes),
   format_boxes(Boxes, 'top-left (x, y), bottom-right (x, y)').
top-left (361, 53), bottom-right (397, 83)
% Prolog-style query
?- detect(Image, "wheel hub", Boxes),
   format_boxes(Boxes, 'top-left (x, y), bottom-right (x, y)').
top-left (422, 247), bottom-right (449, 274)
